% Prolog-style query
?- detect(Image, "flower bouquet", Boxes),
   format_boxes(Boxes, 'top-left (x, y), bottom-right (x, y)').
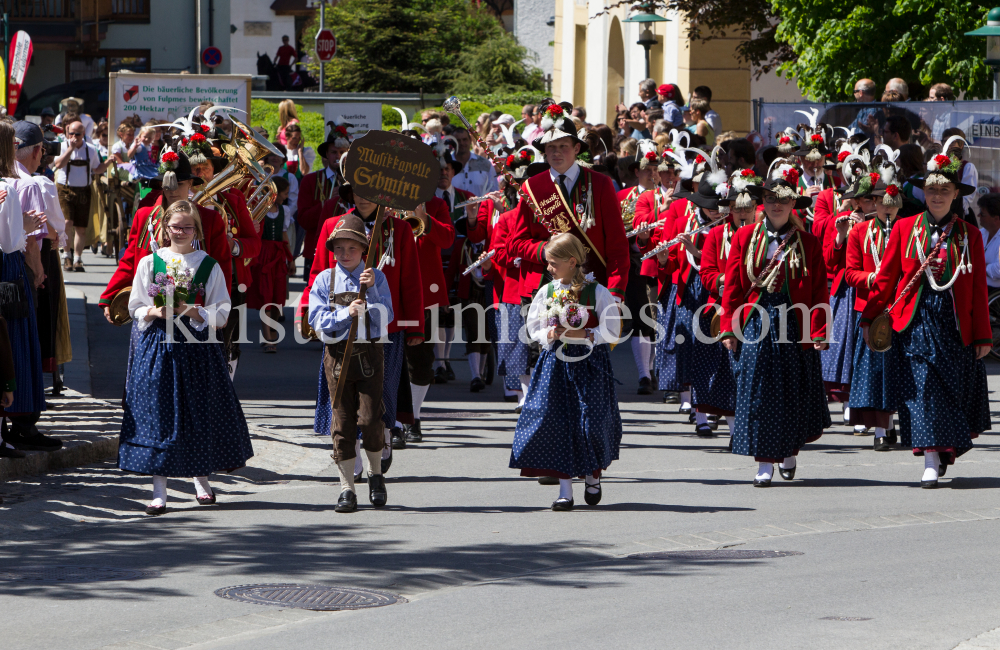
top-left (148, 258), bottom-right (202, 309)
top-left (544, 288), bottom-right (584, 330)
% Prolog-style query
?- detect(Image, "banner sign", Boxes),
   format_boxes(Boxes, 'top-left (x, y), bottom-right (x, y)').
top-left (109, 73), bottom-right (251, 143)
top-left (323, 103), bottom-right (382, 137)
top-left (344, 130), bottom-right (439, 210)
top-left (7, 31), bottom-right (32, 113)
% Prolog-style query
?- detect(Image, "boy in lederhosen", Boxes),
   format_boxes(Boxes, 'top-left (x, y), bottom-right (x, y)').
top-left (308, 214), bottom-right (394, 512)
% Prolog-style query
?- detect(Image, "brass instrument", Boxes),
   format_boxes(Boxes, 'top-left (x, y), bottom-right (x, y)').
top-left (109, 287), bottom-right (133, 326)
top-left (621, 195), bottom-right (639, 230)
top-left (389, 209), bottom-right (425, 238)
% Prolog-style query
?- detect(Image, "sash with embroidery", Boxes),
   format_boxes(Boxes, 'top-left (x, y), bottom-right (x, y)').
top-left (522, 170), bottom-right (607, 268)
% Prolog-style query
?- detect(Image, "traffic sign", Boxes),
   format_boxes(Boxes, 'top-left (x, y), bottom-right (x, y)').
top-left (202, 46), bottom-right (223, 69)
top-left (315, 29), bottom-right (336, 62)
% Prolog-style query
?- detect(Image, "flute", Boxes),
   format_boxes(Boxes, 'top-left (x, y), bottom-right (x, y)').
top-left (625, 218), bottom-right (667, 239)
top-left (454, 195), bottom-right (495, 209)
top-left (462, 249), bottom-right (495, 276)
top-left (835, 211), bottom-right (876, 225)
top-left (640, 216), bottom-right (729, 261)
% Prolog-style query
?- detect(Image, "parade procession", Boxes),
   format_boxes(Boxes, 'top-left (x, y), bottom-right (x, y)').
top-left (7, 1), bottom-right (1000, 648)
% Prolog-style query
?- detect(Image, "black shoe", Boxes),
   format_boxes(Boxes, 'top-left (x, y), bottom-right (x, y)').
top-left (695, 423), bottom-right (715, 438)
top-left (368, 473), bottom-right (387, 507)
top-left (938, 463), bottom-right (948, 478)
top-left (637, 377), bottom-right (652, 395)
top-left (381, 449), bottom-right (392, 475)
top-left (445, 361), bottom-right (456, 381)
top-left (707, 414), bottom-right (720, 430)
top-left (663, 391), bottom-right (679, 404)
top-left (355, 470), bottom-right (367, 484)
top-left (584, 482), bottom-right (602, 506)
top-left (874, 436), bottom-right (892, 451)
top-left (687, 411), bottom-right (696, 424)
top-left (679, 404), bottom-right (692, 414)
top-left (404, 420), bottom-right (423, 443)
top-left (921, 478), bottom-right (938, 489)
top-left (551, 497), bottom-right (574, 511)
top-left (887, 429), bottom-right (898, 445)
top-left (0, 444), bottom-right (26, 458)
top-left (391, 427), bottom-right (406, 450)
top-left (503, 394), bottom-right (519, 403)
top-left (196, 491), bottom-right (216, 505)
top-left (470, 377), bottom-right (486, 392)
top-left (335, 489), bottom-right (358, 513)
top-left (514, 405), bottom-right (522, 414)
top-left (5, 428), bottom-right (62, 452)
top-left (779, 466), bottom-right (796, 481)
top-left (434, 367), bottom-right (448, 384)
top-left (145, 503), bottom-right (166, 516)
top-left (537, 476), bottom-right (559, 485)
top-left (753, 478), bottom-right (772, 487)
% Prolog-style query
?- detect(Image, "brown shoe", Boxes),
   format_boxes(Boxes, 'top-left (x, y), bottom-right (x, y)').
top-left (73, 261), bottom-right (85, 272)
top-left (63, 257), bottom-right (72, 271)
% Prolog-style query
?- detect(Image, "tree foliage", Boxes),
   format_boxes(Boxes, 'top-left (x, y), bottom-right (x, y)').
top-left (772, 0), bottom-right (994, 100)
top-left (301, 0), bottom-right (542, 95)
top-left (449, 30), bottom-right (545, 95)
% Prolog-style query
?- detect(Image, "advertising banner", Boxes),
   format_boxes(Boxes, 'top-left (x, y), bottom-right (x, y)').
top-left (7, 31), bottom-right (32, 113)
top-left (323, 103), bottom-right (382, 138)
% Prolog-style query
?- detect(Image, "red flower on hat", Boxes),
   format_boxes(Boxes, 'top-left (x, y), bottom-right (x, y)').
top-left (519, 150), bottom-right (530, 160)
top-left (162, 152), bottom-right (179, 163)
top-left (778, 135), bottom-right (791, 145)
top-left (334, 125), bottom-right (349, 137)
top-left (825, 153), bottom-right (832, 158)
top-left (886, 184), bottom-right (899, 197)
top-left (933, 154), bottom-right (951, 168)
top-left (548, 105), bottom-right (564, 117)
top-left (191, 133), bottom-right (207, 143)
top-left (181, 137), bottom-right (189, 146)
top-left (782, 168), bottom-right (799, 186)
top-left (740, 168), bottom-right (756, 178)
top-left (838, 151), bottom-right (850, 162)
top-left (644, 151), bottom-right (657, 161)
top-left (199, 124), bottom-right (210, 133)
top-left (506, 154), bottom-right (515, 167)
top-left (869, 172), bottom-right (880, 185)
top-left (810, 134), bottom-right (824, 144)
top-left (695, 154), bottom-right (706, 164)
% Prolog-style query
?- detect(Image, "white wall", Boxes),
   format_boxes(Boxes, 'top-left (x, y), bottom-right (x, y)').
top-left (751, 68), bottom-right (807, 104)
top-left (229, 0), bottom-right (297, 76)
top-left (514, 0), bottom-right (555, 78)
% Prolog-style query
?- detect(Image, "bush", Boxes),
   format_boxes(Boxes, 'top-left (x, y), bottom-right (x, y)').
top-left (250, 99), bottom-right (327, 148)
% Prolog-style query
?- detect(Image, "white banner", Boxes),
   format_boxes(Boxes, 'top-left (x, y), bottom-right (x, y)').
top-left (323, 103), bottom-right (382, 138)
top-left (7, 30), bottom-right (32, 113)
top-left (109, 73), bottom-right (251, 144)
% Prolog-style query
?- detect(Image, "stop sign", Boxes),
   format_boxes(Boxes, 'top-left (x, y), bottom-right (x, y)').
top-left (315, 29), bottom-right (336, 62)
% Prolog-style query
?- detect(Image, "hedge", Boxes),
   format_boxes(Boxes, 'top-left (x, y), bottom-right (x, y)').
top-left (250, 99), bottom-right (326, 148)
top-left (381, 102), bottom-right (527, 129)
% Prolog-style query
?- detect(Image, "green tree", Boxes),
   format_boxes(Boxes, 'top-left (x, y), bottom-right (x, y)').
top-left (449, 29), bottom-right (545, 95)
top-left (772, 0), bottom-right (993, 100)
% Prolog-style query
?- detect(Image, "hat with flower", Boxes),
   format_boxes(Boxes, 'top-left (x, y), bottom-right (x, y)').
top-left (534, 102), bottom-right (588, 153)
top-left (910, 136), bottom-right (975, 196)
top-left (719, 168), bottom-right (764, 210)
top-left (157, 148), bottom-right (204, 190)
top-left (675, 146), bottom-right (729, 211)
top-left (790, 108), bottom-right (832, 162)
top-left (318, 117), bottom-right (355, 158)
top-left (628, 140), bottom-right (661, 173)
top-left (747, 158), bottom-right (812, 210)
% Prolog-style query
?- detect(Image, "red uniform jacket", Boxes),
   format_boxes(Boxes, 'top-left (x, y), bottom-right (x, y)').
top-left (296, 170), bottom-right (339, 260)
top-left (822, 210), bottom-right (854, 296)
top-left (844, 217), bottom-right (892, 312)
top-left (860, 212), bottom-right (991, 347)
top-left (450, 196), bottom-right (504, 301)
top-left (99, 193), bottom-right (232, 306)
top-left (417, 196), bottom-right (456, 309)
top-left (509, 167), bottom-right (629, 299)
top-left (812, 188), bottom-right (839, 282)
top-left (635, 193), bottom-right (687, 278)
top-left (720, 223), bottom-right (830, 349)
top-left (302, 208), bottom-right (426, 340)
top-left (490, 208), bottom-right (519, 305)
top-left (218, 189), bottom-right (261, 289)
top-left (700, 219), bottom-right (744, 306)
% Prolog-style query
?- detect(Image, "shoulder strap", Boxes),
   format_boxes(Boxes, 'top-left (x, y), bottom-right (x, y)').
top-left (152, 251), bottom-right (166, 280)
top-left (192, 256), bottom-right (218, 289)
top-left (546, 282), bottom-right (555, 299)
top-left (580, 281), bottom-right (597, 307)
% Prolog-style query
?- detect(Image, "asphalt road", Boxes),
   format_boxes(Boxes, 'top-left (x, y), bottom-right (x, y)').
top-left (2, 250), bottom-right (1000, 650)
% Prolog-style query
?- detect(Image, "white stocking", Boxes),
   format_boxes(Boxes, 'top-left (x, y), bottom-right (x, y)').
top-left (433, 327), bottom-right (446, 369)
top-left (779, 456), bottom-right (796, 470)
top-left (923, 451), bottom-right (940, 482)
top-left (443, 327), bottom-right (455, 361)
top-left (354, 439), bottom-right (363, 475)
top-left (725, 416), bottom-right (735, 431)
top-left (337, 460), bottom-right (356, 494)
top-left (695, 411), bottom-right (708, 425)
top-left (410, 383), bottom-right (429, 420)
top-left (584, 474), bottom-right (600, 495)
top-left (381, 427), bottom-right (391, 460)
top-left (519, 375), bottom-right (531, 404)
top-left (366, 449), bottom-right (384, 476)
top-left (680, 389), bottom-right (692, 409)
top-left (631, 337), bottom-right (651, 380)
top-left (150, 475), bottom-right (167, 507)
top-left (558, 478), bottom-right (573, 500)
top-left (193, 476), bottom-right (212, 498)
top-left (755, 463), bottom-right (773, 481)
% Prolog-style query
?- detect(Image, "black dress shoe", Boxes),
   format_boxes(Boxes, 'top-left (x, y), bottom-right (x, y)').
top-left (145, 504), bottom-right (166, 516)
top-left (584, 482), bottom-right (602, 506)
top-left (695, 423), bottom-right (715, 438)
top-left (470, 377), bottom-right (486, 392)
top-left (404, 419), bottom-right (423, 443)
top-left (679, 404), bottom-right (692, 414)
top-left (663, 391), bottom-right (679, 404)
top-left (434, 367), bottom-right (448, 384)
top-left (381, 449), bottom-right (392, 475)
top-left (0, 444), bottom-right (26, 458)
top-left (335, 489), bottom-right (358, 513)
top-left (753, 477), bottom-right (771, 487)
top-left (887, 429), bottom-right (898, 445)
top-left (637, 377), bottom-right (652, 395)
top-left (445, 361), bottom-right (456, 381)
top-left (687, 411), bottom-right (696, 424)
top-left (874, 436), bottom-right (892, 451)
top-left (938, 463), bottom-right (948, 478)
top-left (196, 491), bottom-right (217, 505)
top-left (368, 474), bottom-right (387, 507)
top-left (551, 497), bottom-right (574, 511)
top-left (538, 476), bottom-right (559, 485)
top-left (5, 428), bottom-right (62, 452)
top-left (514, 405), bottom-right (522, 414)
top-left (921, 478), bottom-right (938, 489)
top-left (391, 428), bottom-right (407, 450)
top-left (354, 470), bottom-right (366, 484)
top-left (779, 466), bottom-right (796, 481)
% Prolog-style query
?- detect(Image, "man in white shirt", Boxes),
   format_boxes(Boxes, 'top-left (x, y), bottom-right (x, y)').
top-left (978, 193), bottom-right (1000, 289)
top-left (692, 86), bottom-right (722, 135)
top-left (53, 118), bottom-right (108, 271)
top-left (451, 128), bottom-right (499, 197)
top-left (53, 97), bottom-right (96, 142)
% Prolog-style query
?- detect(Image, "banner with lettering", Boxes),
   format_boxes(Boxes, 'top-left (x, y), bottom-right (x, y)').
top-left (323, 103), bottom-right (382, 138)
top-left (7, 31), bottom-right (32, 113)
top-left (344, 130), bottom-right (438, 210)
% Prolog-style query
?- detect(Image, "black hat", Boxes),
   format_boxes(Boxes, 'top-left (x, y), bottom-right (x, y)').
top-left (158, 149), bottom-right (205, 188)
top-left (533, 103), bottom-right (588, 154)
top-left (13, 121), bottom-right (43, 149)
top-left (676, 171), bottom-right (730, 211)
top-left (628, 142), bottom-right (661, 173)
top-left (718, 169), bottom-right (764, 209)
top-left (748, 161), bottom-right (811, 210)
top-left (40, 107), bottom-right (56, 118)
top-left (910, 152), bottom-right (976, 196)
top-left (318, 121), bottom-right (354, 159)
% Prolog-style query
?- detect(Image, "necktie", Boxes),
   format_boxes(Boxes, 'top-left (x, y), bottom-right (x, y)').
top-left (558, 174), bottom-right (570, 203)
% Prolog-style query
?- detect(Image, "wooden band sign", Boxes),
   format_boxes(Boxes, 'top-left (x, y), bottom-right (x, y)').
top-left (344, 130), bottom-right (440, 209)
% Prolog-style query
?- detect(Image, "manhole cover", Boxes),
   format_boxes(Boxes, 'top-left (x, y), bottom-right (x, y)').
top-left (821, 616), bottom-right (873, 621)
top-left (0, 566), bottom-right (162, 583)
top-left (215, 584), bottom-right (406, 611)
top-left (630, 550), bottom-right (804, 560)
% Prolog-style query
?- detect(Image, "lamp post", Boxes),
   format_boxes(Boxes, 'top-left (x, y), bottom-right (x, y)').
top-left (624, 11), bottom-right (668, 80)
top-left (965, 7), bottom-right (1000, 100)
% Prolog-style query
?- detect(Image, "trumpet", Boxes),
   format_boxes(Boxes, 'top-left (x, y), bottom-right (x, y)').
top-left (626, 218), bottom-right (667, 239)
top-left (640, 215), bottom-right (729, 261)
top-left (462, 249), bottom-right (495, 276)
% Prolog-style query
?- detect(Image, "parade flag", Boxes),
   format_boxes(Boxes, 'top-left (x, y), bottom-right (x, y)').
top-left (0, 58), bottom-right (7, 113)
top-left (7, 31), bottom-right (32, 114)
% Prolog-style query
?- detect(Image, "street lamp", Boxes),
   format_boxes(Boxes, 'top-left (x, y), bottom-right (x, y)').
top-left (624, 11), bottom-right (669, 80)
top-left (965, 7), bottom-right (1000, 99)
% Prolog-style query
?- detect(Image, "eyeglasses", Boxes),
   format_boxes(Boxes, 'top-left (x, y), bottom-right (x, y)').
top-left (764, 195), bottom-right (793, 205)
top-left (167, 225), bottom-right (195, 234)
top-left (68, 132), bottom-right (85, 138)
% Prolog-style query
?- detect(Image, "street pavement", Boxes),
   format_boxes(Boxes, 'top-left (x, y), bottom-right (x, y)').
top-left (3, 250), bottom-right (1000, 650)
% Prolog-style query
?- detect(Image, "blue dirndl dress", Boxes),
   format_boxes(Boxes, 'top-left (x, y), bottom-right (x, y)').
top-left (894, 284), bottom-right (990, 460)
top-left (847, 316), bottom-right (904, 431)
top-left (495, 302), bottom-right (528, 392)
top-left (0, 250), bottom-right (44, 413)
top-left (730, 290), bottom-right (831, 462)
top-left (656, 271), bottom-right (704, 392)
top-left (691, 303), bottom-right (736, 416)
top-left (820, 281), bottom-right (856, 400)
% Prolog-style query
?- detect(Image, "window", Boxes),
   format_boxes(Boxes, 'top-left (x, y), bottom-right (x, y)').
top-left (67, 50), bottom-right (151, 82)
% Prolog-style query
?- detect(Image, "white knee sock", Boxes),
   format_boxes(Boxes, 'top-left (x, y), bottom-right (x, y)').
top-left (645, 335), bottom-right (656, 369)
top-left (755, 463), bottom-right (773, 481)
top-left (558, 478), bottom-right (573, 500)
top-left (410, 383), bottom-right (429, 420)
top-left (504, 387), bottom-right (519, 397)
top-left (151, 475), bottom-right (167, 507)
top-left (468, 352), bottom-right (482, 379)
top-left (366, 449), bottom-right (384, 476)
top-left (695, 411), bottom-right (708, 425)
top-left (337, 460), bottom-right (356, 493)
top-left (193, 476), bottom-right (212, 498)
top-left (843, 405), bottom-right (851, 421)
top-left (354, 439), bottom-right (363, 475)
top-left (631, 337), bottom-right (651, 380)
top-left (923, 451), bottom-right (940, 481)
top-left (480, 352), bottom-right (488, 377)
top-left (725, 416), bottom-right (735, 431)
top-left (779, 456), bottom-right (796, 470)
top-left (381, 427), bottom-right (391, 460)
top-left (680, 390), bottom-right (692, 409)
top-left (519, 375), bottom-right (531, 400)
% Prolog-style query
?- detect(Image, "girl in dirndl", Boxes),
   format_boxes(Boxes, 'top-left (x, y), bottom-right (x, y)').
top-left (120, 200), bottom-right (253, 515)
top-left (861, 144), bottom-right (991, 488)
top-left (720, 161), bottom-right (832, 486)
top-left (843, 155), bottom-right (906, 451)
top-left (509, 232), bottom-right (622, 511)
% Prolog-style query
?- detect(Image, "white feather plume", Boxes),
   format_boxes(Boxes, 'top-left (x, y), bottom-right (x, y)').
top-left (841, 153), bottom-right (868, 184)
top-left (664, 149), bottom-right (694, 179)
top-left (669, 129), bottom-right (691, 149)
top-left (391, 106), bottom-right (409, 131)
top-left (942, 134), bottom-right (968, 154)
top-left (794, 107), bottom-right (820, 132)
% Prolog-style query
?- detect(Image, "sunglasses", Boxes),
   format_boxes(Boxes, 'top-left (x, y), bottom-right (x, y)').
top-left (764, 195), bottom-right (794, 205)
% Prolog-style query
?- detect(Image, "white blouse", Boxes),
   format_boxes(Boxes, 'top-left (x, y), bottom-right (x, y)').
top-left (526, 279), bottom-right (622, 349)
top-left (0, 180), bottom-right (24, 253)
top-left (129, 249), bottom-right (231, 332)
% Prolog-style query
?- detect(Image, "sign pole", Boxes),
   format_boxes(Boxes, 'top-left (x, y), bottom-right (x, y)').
top-left (319, 0), bottom-right (326, 93)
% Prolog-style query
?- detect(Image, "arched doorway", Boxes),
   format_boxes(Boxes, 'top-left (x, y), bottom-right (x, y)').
top-left (607, 17), bottom-right (625, 126)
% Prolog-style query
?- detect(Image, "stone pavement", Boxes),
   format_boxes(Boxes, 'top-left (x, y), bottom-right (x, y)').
top-left (3, 250), bottom-right (1000, 650)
